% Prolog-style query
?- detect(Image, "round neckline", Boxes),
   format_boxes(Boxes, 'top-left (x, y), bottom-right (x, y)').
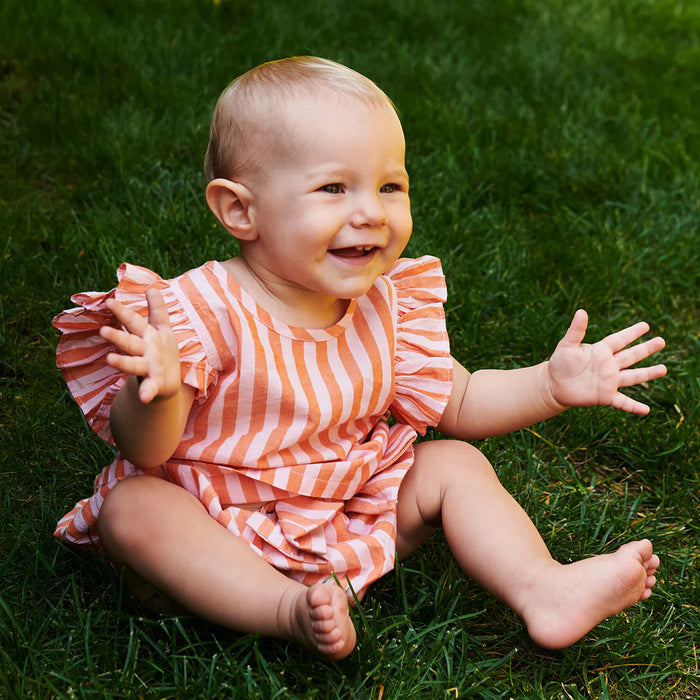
top-left (208, 260), bottom-right (358, 341)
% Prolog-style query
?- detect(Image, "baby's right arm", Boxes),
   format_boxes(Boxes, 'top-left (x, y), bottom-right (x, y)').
top-left (100, 287), bottom-right (196, 468)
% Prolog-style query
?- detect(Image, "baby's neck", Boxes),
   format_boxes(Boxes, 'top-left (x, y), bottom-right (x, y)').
top-left (219, 257), bottom-right (350, 329)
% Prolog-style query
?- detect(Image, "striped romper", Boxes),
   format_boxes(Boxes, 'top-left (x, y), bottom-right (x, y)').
top-left (53, 255), bottom-right (453, 595)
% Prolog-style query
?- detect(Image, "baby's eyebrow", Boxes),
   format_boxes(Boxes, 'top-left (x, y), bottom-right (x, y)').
top-left (305, 165), bottom-right (410, 184)
top-left (305, 165), bottom-right (347, 181)
top-left (389, 168), bottom-right (410, 183)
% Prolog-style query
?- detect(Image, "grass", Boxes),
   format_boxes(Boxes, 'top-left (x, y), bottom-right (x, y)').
top-left (1, 0), bottom-right (698, 697)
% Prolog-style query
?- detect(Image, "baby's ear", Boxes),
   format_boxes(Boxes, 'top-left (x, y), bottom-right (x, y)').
top-left (205, 178), bottom-right (257, 241)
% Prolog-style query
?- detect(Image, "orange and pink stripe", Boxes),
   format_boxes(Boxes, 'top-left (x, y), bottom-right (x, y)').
top-left (53, 256), bottom-right (453, 595)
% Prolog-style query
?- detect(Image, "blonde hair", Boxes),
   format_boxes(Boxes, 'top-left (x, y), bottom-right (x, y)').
top-left (204, 56), bottom-right (395, 182)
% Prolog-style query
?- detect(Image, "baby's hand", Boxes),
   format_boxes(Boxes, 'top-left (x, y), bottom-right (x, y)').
top-left (547, 309), bottom-right (666, 414)
top-left (100, 287), bottom-right (181, 404)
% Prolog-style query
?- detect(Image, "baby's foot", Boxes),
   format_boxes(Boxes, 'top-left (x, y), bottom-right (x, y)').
top-left (287, 582), bottom-right (357, 660)
top-left (516, 539), bottom-right (659, 649)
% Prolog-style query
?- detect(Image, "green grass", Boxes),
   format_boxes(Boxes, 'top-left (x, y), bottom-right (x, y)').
top-left (1, 0), bottom-right (698, 697)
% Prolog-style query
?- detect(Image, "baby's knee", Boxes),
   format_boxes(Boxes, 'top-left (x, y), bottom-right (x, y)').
top-left (414, 439), bottom-right (494, 481)
top-left (98, 476), bottom-right (160, 553)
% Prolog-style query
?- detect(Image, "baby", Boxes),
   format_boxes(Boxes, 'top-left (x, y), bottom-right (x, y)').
top-left (53, 56), bottom-right (666, 660)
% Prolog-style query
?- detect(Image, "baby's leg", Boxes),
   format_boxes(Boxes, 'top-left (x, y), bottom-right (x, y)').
top-left (98, 476), bottom-right (355, 659)
top-left (396, 440), bottom-right (659, 649)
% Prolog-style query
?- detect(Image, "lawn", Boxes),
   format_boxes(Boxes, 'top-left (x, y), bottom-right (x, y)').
top-left (1, 0), bottom-right (698, 698)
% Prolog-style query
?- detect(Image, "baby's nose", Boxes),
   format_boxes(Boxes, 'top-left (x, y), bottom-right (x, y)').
top-left (350, 194), bottom-right (387, 227)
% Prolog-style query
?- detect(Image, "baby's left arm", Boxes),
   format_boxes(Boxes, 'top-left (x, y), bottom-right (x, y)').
top-left (438, 309), bottom-right (666, 441)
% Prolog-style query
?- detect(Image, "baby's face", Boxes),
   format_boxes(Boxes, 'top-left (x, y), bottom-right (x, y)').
top-left (241, 94), bottom-right (412, 310)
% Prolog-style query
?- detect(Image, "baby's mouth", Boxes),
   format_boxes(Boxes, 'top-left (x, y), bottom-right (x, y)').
top-left (330, 246), bottom-right (377, 259)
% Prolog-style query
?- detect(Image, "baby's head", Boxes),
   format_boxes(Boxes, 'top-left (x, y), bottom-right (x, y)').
top-left (204, 56), bottom-right (397, 183)
top-left (204, 57), bottom-right (412, 314)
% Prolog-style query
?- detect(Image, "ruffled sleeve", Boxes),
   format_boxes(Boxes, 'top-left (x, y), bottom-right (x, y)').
top-left (52, 263), bottom-right (218, 445)
top-left (387, 256), bottom-right (453, 434)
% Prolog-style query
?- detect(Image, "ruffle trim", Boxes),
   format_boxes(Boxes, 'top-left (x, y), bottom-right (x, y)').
top-left (53, 263), bottom-right (217, 444)
top-left (386, 256), bottom-right (453, 434)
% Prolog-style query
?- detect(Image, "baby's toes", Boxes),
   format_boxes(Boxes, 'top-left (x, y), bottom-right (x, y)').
top-left (312, 616), bottom-right (338, 633)
top-left (307, 583), bottom-right (333, 609)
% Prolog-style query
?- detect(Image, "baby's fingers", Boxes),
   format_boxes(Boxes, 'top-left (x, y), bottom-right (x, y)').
top-left (604, 321), bottom-right (658, 353)
top-left (614, 335), bottom-right (666, 369)
top-left (135, 376), bottom-right (160, 404)
top-left (104, 350), bottom-right (149, 377)
top-left (610, 391), bottom-right (651, 415)
top-left (146, 287), bottom-right (173, 333)
top-left (104, 296), bottom-right (150, 337)
top-left (557, 309), bottom-right (589, 347)
top-left (610, 362), bottom-right (667, 415)
top-left (100, 324), bottom-right (145, 357)
top-left (618, 363), bottom-right (667, 388)
top-left (103, 354), bottom-right (159, 403)
top-left (103, 352), bottom-right (165, 403)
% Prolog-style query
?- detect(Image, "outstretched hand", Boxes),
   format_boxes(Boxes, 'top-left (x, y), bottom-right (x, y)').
top-left (100, 287), bottom-right (181, 404)
top-left (547, 309), bottom-right (666, 415)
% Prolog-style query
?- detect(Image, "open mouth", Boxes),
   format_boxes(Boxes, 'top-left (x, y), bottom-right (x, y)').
top-left (330, 245), bottom-right (377, 259)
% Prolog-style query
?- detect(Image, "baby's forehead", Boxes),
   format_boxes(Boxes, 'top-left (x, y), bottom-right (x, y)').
top-left (215, 84), bottom-right (403, 183)
top-left (260, 89), bottom-right (398, 136)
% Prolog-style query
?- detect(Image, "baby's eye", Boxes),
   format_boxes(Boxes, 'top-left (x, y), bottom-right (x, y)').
top-left (320, 183), bottom-right (343, 194)
top-left (380, 183), bottom-right (402, 193)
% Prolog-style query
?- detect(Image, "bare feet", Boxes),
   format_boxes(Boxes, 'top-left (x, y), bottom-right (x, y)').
top-left (282, 582), bottom-right (357, 660)
top-left (515, 539), bottom-right (659, 649)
